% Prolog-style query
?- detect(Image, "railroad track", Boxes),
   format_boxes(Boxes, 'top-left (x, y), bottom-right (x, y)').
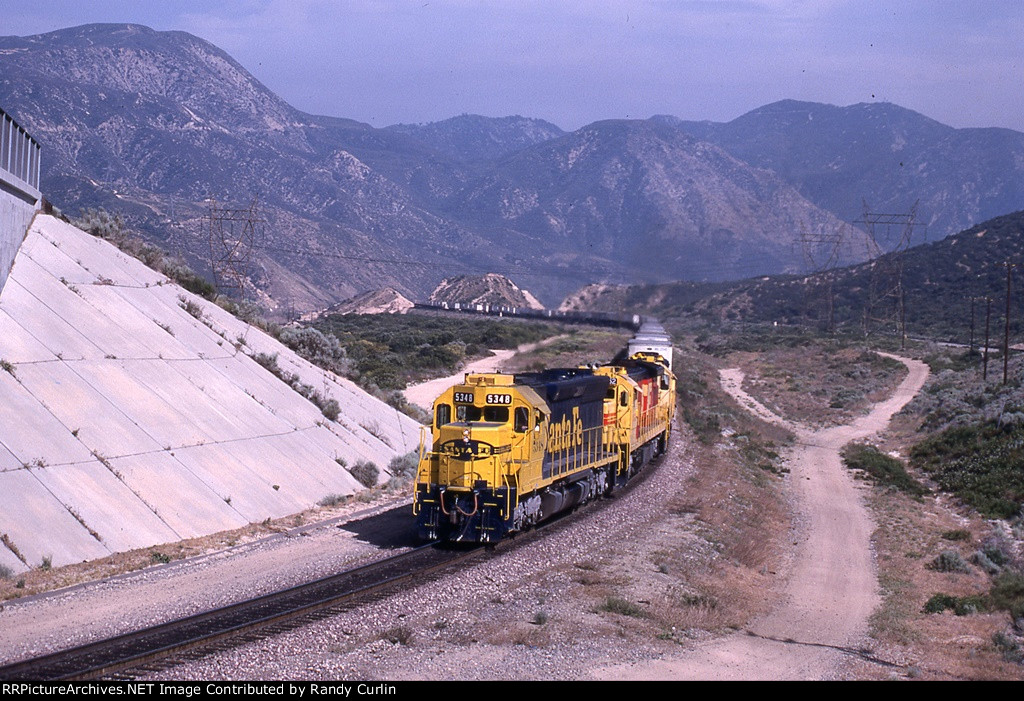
top-left (0, 442), bottom-right (667, 682)
top-left (0, 544), bottom-right (486, 681)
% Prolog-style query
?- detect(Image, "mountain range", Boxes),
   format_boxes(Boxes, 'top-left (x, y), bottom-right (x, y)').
top-left (1, 23), bottom-right (1021, 315)
top-left (564, 209), bottom-right (1024, 343)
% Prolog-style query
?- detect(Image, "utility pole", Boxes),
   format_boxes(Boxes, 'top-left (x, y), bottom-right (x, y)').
top-left (969, 296), bottom-right (976, 354)
top-left (798, 222), bottom-right (845, 333)
top-left (984, 296), bottom-right (992, 381)
top-left (1002, 261), bottom-right (1017, 385)
top-left (855, 201), bottom-right (926, 339)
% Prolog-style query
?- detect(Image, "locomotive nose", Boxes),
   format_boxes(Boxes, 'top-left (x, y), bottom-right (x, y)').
top-left (437, 424), bottom-right (508, 489)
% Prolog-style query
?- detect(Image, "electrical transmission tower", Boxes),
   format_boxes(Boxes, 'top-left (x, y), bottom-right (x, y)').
top-left (207, 196), bottom-right (263, 298)
top-left (799, 222), bottom-right (847, 333)
top-left (854, 200), bottom-right (927, 346)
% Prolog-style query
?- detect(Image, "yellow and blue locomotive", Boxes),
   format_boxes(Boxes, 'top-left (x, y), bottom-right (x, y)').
top-left (413, 345), bottom-right (675, 543)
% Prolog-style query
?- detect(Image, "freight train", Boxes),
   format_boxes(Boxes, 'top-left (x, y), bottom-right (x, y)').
top-left (413, 321), bottom-right (675, 542)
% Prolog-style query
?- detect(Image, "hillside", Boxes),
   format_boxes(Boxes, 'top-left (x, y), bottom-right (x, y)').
top-left (307, 287), bottom-right (415, 318)
top-left (0, 214), bottom-right (419, 574)
top-left (566, 210), bottom-right (1024, 344)
top-left (386, 114), bottom-right (564, 162)
top-left (429, 273), bottom-right (544, 309)
top-left (0, 24), bottom-right (489, 311)
top-left (440, 119), bottom-right (859, 283)
top-left (668, 100), bottom-right (1024, 245)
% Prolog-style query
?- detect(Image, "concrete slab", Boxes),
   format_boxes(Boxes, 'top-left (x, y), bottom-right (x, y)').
top-left (69, 360), bottom-right (217, 449)
top-left (0, 278), bottom-right (106, 360)
top-left (13, 256), bottom-right (158, 360)
top-left (14, 361), bottom-right (164, 457)
top-left (170, 444), bottom-right (314, 521)
top-left (0, 543), bottom-right (25, 575)
top-left (33, 460), bottom-right (180, 553)
top-left (202, 355), bottom-right (329, 429)
top-left (306, 419), bottom-right (402, 476)
top-left (34, 219), bottom-right (166, 288)
top-left (259, 429), bottom-right (362, 497)
top-left (124, 358), bottom-right (275, 443)
top-left (0, 308), bottom-right (58, 363)
top-left (18, 231), bottom-right (98, 285)
top-left (77, 285), bottom-right (195, 361)
top-left (0, 214), bottom-right (428, 568)
top-left (193, 302), bottom-right (420, 453)
top-left (0, 469), bottom-right (112, 568)
top-left (109, 451), bottom-right (247, 539)
top-left (0, 370), bottom-right (95, 466)
top-left (0, 442), bottom-right (21, 472)
top-left (115, 285), bottom-right (233, 360)
top-left (166, 358), bottom-right (296, 438)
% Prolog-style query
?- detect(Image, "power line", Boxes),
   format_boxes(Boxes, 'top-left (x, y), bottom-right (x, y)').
top-left (255, 242), bottom-right (802, 285)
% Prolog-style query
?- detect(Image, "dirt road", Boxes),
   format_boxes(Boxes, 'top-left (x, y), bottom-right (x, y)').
top-left (602, 353), bottom-right (929, 680)
top-left (403, 336), bottom-right (565, 410)
top-left (402, 349), bottom-right (518, 410)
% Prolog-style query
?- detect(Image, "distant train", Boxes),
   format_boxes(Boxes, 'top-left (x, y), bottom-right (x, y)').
top-left (413, 301), bottom-right (641, 330)
top-left (413, 321), bottom-right (675, 542)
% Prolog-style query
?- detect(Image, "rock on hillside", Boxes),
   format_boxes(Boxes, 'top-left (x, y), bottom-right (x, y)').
top-left (304, 287), bottom-right (415, 319)
top-left (429, 273), bottom-right (544, 309)
top-left (0, 214), bottom-right (421, 573)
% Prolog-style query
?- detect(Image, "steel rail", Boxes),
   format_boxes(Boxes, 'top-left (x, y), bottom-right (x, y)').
top-left (0, 543), bottom-right (483, 681)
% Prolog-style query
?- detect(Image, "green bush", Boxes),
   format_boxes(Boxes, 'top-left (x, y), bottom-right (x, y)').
top-left (972, 550), bottom-right (1001, 575)
top-left (321, 399), bottom-right (340, 422)
top-left (926, 550), bottom-right (971, 573)
top-left (349, 460), bottom-right (379, 489)
top-left (990, 570), bottom-right (1024, 621)
top-left (388, 452), bottom-right (419, 479)
top-left (598, 596), bottom-right (647, 618)
top-left (382, 626), bottom-right (413, 645)
top-left (311, 312), bottom-right (557, 391)
top-left (910, 420), bottom-right (1024, 518)
top-left (318, 494), bottom-right (347, 507)
top-left (923, 593), bottom-right (987, 615)
top-left (993, 631), bottom-right (1023, 663)
top-left (842, 443), bottom-right (928, 496)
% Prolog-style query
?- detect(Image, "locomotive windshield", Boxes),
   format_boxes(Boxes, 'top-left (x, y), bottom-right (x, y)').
top-left (456, 405), bottom-right (509, 423)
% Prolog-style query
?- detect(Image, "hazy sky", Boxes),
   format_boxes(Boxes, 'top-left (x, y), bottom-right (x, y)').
top-left (3, 0), bottom-right (1022, 132)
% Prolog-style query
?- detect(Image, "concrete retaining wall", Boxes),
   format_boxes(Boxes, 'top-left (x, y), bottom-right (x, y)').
top-left (0, 108), bottom-right (41, 294)
top-left (0, 215), bottom-right (422, 573)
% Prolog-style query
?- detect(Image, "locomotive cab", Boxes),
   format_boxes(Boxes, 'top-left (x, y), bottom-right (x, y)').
top-left (415, 373), bottom-right (548, 542)
top-left (414, 368), bottom-right (619, 543)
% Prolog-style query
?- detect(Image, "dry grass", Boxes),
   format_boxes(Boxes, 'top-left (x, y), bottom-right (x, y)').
top-left (852, 473), bottom-right (1023, 680)
top-left (501, 328), bottom-right (632, 372)
top-left (735, 345), bottom-right (908, 428)
top-left (0, 489), bottom-right (406, 602)
top-left (484, 621), bottom-right (553, 648)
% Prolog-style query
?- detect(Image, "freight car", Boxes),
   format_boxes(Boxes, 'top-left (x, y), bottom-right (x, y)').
top-left (413, 333), bottom-right (675, 543)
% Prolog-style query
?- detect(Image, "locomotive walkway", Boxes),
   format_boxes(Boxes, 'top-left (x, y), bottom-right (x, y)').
top-left (606, 353), bottom-right (930, 680)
